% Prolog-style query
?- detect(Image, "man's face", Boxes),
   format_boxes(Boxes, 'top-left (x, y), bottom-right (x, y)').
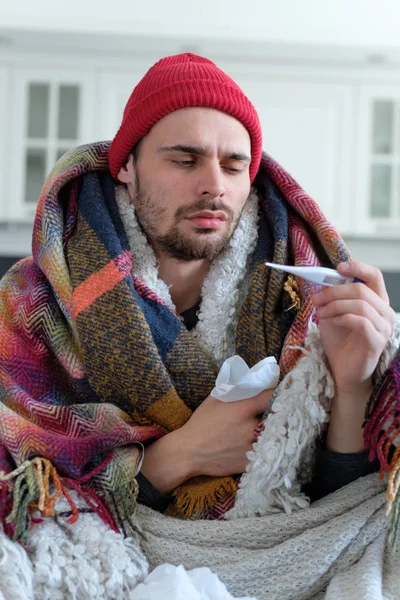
top-left (117, 107), bottom-right (252, 262)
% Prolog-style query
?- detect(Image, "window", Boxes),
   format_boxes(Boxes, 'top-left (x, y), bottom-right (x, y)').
top-left (369, 100), bottom-right (400, 221)
top-left (8, 68), bottom-right (95, 222)
top-left (24, 82), bottom-right (80, 205)
top-left (356, 86), bottom-right (400, 237)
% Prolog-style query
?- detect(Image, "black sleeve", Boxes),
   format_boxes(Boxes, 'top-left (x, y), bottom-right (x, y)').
top-left (136, 471), bottom-right (172, 512)
top-left (137, 447), bottom-right (381, 510)
top-left (303, 446), bottom-right (380, 502)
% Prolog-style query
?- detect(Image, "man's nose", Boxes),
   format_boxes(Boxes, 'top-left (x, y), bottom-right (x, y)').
top-left (197, 163), bottom-right (226, 199)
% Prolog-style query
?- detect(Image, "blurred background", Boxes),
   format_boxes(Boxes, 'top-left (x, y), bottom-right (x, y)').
top-left (0, 0), bottom-right (400, 309)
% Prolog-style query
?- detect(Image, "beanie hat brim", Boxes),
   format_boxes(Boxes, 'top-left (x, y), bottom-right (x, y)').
top-left (108, 54), bottom-right (262, 183)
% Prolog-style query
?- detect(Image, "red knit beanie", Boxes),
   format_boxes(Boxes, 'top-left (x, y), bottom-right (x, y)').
top-left (108, 53), bottom-right (262, 182)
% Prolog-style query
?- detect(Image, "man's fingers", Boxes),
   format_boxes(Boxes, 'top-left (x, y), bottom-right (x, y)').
top-left (337, 261), bottom-right (389, 303)
top-left (325, 313), bottom-right (386, 347)
top-left (313, 274), bottom-right (394, 323)
top-left (318, 299), bottom-right (393, 338)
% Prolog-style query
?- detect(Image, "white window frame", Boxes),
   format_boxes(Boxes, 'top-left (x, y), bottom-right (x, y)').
top-left (355, 84), bottom-right (400, 237)
top-left (8, 67), bottom-right (96, 223)
top-left (0, 66), bottom-right (11, 223)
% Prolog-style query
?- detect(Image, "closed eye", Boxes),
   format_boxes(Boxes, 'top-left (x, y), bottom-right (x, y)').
top-left (171, 159), bottom-right (244, 173)
top-left (224, 167), bottom-right (242, 174)
top-left (172, 160), bottom-right (195, 167)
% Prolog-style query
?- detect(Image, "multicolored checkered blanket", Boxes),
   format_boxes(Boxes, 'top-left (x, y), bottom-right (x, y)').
top-left (0, 141), bottom-right (398, 542)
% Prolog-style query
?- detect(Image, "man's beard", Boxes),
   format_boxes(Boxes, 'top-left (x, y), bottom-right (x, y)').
top-left (131, 172), bottom-right (242, 262)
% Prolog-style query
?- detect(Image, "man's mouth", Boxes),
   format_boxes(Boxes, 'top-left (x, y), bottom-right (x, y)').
top-left (186, 211), bottom-right (227, 230)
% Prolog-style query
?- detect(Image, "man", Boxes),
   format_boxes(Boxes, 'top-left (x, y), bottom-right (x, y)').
top-left (0, 52), bottom-right (397, 536)
top-left (110, 53), bottom-right (395, 511)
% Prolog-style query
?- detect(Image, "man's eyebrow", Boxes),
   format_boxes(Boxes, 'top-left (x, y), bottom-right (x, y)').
top-left (158, 145), bottom-right (251, 163)
top-left (226, 152), bottom-right (251, 164)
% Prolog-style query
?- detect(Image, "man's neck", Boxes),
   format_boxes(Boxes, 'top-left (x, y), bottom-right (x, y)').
top-left (157, 256), bottom-right (210, 314)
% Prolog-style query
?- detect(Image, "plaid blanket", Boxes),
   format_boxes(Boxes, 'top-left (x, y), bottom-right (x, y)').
top-left (0, 141), bottom-right (399, 542)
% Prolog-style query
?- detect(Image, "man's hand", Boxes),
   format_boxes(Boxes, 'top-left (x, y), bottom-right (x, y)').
top-left (313, 261), bottom-right (396, 452)
top-left (140, 388), bottom-right (273, 494)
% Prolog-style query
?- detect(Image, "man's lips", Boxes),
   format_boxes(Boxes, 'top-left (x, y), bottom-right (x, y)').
top-left (186, 211), bottom-right (227, 230)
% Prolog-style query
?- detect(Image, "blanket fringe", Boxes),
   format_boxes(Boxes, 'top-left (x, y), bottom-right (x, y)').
top-left (168, 476), bottom-right (238, 519)
top-left (364, 372), bottom-right (400, 547)
top-left (0, 454), bottom-right (140, 542)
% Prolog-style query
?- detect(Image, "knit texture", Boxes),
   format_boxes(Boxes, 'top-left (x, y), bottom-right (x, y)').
top-left (138, 475), bottom-right (398, 600)
top-left (1, 326), bottom-right (400, 599)
top-left (108, 53), bottom-right (262, 181)
top-left (0, 140), bottom-right (399, 542)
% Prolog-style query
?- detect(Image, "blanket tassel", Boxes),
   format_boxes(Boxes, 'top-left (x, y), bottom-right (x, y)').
top-left (364, 373), bottom-right (400, 548)
top-left (0, 455), bottom-right (137, 543)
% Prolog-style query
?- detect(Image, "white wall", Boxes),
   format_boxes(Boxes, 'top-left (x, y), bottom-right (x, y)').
top-left (2, 0), bottom-right (400, 49)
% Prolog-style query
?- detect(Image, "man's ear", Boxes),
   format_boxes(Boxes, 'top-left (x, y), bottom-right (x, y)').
top-left (116, 153), bottom-right (134, 183)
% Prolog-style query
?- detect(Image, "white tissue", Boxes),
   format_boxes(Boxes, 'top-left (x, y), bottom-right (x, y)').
top-left (132, 564), bottom-right (256, 600)
top-left (211, 355), bottom-right (280, 402)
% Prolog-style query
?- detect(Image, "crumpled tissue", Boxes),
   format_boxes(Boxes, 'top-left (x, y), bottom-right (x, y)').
top-left (132, 563), bottom-right (256, 600)
top-left (211, 355), bottom-right (280, 402)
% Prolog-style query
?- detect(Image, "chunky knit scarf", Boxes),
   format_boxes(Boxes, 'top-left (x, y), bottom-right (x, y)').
top-left (0, 141), bottom-right (399, 543)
